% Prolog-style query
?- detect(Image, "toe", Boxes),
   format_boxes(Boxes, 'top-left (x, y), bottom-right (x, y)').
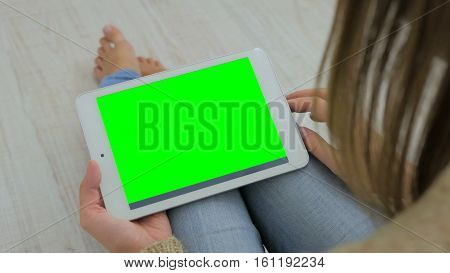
top-left (102, 24), bottom-right (125, 43)
top-left (95, 57), bottom-right (103, 66)
top-left (94, 66), bottom-right (104, 80)
top-left (97, 47), bottom-right (105, 58)
top-left (137, 56), bottom-right (145, 62)
top-left (99, 38), bottom-right (112, 51)
top-left (146, 58), bottom-right (153, 63)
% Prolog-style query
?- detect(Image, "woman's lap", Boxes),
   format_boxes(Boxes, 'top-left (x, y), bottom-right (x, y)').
top-left (169, 156), bottom-right (377, 252)
top-left (167, 189), bottom-right (265, 253)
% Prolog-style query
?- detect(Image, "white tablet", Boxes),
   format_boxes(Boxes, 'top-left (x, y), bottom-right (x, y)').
top-left (76, 48), bottom-right (309, 220)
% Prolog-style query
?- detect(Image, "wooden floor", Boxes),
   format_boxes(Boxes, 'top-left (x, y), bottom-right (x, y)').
top-left (0, 0), bottom-right (335, 252)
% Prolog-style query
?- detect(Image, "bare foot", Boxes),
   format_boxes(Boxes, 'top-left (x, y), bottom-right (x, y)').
top-left (94, 25), bottom-right (166, 81)
top-left (94, 25), bottom-right (139, 81)
top-left (137, 56), bottom-right (165, 76)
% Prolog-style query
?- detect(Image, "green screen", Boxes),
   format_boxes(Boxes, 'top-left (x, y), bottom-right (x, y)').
top-left (97, 57), bottom-right (286, 207)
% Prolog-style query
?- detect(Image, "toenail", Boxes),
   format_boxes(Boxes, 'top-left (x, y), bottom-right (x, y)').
top-left (103, 24), bottom-right (112, 33)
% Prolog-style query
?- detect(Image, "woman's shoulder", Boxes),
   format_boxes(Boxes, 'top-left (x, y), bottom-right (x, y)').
top-left (333, 164), bottom-right (450, 252)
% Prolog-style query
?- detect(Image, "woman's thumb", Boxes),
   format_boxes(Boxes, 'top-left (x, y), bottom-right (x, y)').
top-left (84, 160), bottom-right (101, 187)
top-left (79, 160), bottom-right (101, 207)
top-left (300, 127), bottom-right (338, 174)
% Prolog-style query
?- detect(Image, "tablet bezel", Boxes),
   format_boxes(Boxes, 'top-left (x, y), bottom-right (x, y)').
top-left (76, 48), bottom-right (309, 220)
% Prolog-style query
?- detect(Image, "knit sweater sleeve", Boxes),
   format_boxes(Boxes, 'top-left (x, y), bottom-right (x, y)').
top-left (140, 236), bottom-right (184, 253)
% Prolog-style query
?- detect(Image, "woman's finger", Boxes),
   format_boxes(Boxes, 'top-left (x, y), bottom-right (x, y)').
top-left (300, 127), bottom-right (340, 176)
top-left (79, 160), bottom-right (102, 208)
top-left (289, 97), bottom-right (328, 122)
top-left (79, 160), bottom-right (106, 230)
top-left (79, 160), bottom-right (120, 238)
top-left (286, 88), bottom-right (327, 100)
top-left (288, 97), bottom-right (313, 113)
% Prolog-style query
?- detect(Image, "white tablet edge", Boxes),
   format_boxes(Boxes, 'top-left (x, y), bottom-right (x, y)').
top-left (76, 48), bottom-right (309, 220)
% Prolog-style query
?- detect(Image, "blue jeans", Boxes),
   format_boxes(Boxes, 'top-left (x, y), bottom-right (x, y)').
top-left (101, 71), bottom-right (377, 252)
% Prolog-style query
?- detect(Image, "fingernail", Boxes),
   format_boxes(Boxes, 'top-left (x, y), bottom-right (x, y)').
top-left (85, 160), bottom-right (93, 175)
top-left (103, 24), bottom-right (112, 33)
top-left (300, 128), bottom-right (311, 151)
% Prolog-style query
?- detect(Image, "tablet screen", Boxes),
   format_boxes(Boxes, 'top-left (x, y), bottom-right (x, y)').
top-left (97, 57), bottom-right (287, 209)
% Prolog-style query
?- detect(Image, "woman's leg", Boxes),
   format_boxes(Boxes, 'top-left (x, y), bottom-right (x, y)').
top-left (240, 155), bottom-right (379, 252)
top-left (168, 190), bottom-right (264, 253)
top-left (96, 25), bottom-right (263, 253)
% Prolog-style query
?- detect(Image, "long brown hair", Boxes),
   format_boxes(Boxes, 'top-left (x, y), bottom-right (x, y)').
top-left (322, 0), bottom-right (449, 215)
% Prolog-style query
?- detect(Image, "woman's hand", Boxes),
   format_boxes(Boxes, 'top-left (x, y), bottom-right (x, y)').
top-left (79, 160), bottom-right (172, 252)
top-left (287, 89), bottom-right (341, 177)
